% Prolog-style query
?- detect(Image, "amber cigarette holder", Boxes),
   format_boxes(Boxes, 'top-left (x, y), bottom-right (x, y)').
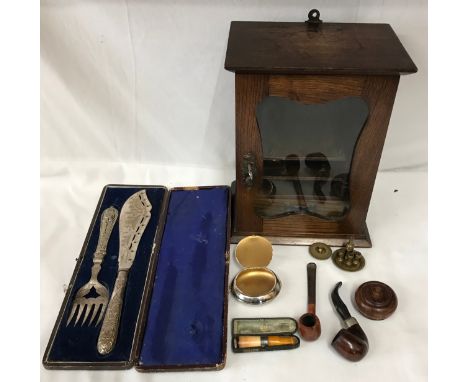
top-left (236, 335), bottom-right (297, 349)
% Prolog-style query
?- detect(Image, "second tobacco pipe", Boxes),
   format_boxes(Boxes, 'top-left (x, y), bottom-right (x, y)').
top-left (331, 282), bottom-right (369, 362)
top-left (285, 154), bottom-right (308, 212)
top-left (298, 263), bottom-right (321, 341)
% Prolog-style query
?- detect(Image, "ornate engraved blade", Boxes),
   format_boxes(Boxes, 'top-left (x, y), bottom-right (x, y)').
top-left (97, 190), bottom-right (152, 355)
top-left (118, 190), bottom-right (152, 270)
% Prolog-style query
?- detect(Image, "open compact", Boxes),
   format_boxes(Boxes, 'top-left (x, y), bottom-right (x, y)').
top-left (231, 236), bottom-right (281, 304)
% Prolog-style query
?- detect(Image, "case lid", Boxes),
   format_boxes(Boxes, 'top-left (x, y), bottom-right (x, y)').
top-left (137, 186), bottom-right (231, 371)
top-left (235, 235), bottom-right (273, 267)
top-left (225, 11), bottom-right (417, 75)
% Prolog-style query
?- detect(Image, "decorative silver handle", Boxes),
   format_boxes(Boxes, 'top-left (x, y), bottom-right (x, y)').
top-left (97, 270), bottom-right (128, 355)
top-left (94, 206), bottom-right (118, 263)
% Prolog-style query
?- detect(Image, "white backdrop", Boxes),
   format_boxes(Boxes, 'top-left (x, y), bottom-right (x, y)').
top-left (41, 0), bottom-right (427, 171)
top-left (40, 1), bottom-right (427, 381)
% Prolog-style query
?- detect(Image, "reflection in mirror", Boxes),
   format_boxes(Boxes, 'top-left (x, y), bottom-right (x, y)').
top-left (255, 96), bottom-right (369, 220)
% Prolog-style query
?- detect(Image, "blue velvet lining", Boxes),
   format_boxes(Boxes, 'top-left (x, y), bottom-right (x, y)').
top-left (47, 186), bottom-right (166, 363)
top-left (138, 187), bottom-right (229, 367)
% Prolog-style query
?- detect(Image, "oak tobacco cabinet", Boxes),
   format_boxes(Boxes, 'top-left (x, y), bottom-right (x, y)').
top-left (224, 10), bottom-right (417, 247)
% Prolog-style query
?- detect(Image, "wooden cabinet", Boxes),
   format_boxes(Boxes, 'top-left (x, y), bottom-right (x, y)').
top-left (224, 11), bottom-right (417, 247)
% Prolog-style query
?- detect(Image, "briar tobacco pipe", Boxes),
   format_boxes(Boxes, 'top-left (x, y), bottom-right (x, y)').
top-left (331, 282), bottom-right (369, 362)
top-left (330, 173), bottom-right (349, 200)
top-left (285, 154), bottom-right (308, 211)
top-left (298, 263), bottom-right (321, 341)
top-left (305, 152), bottom-right (330, 202)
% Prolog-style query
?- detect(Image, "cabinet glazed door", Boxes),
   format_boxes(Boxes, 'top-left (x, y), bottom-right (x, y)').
top-left (233, 74), bottom-right (400, 246)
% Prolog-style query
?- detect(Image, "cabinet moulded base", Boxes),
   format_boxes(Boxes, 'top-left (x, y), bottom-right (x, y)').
top-left (230, 224), bottom-right (371, 248)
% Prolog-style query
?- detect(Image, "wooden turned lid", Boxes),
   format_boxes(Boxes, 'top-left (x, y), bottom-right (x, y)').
top-left (354, 281), bottom-right (397, 320)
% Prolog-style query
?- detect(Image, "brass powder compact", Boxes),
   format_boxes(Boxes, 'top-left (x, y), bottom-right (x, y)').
top-left (231, 236), bottom-right (281, 304)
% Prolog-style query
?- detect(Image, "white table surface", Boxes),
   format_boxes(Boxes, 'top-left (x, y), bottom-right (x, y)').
top-left (40, 162), bottom-right (427, 381)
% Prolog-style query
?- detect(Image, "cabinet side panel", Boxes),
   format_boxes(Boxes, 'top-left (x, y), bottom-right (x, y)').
top-left (348, 75), bottom-right (400, 228)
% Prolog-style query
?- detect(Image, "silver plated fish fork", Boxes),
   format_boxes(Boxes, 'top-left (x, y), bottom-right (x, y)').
top-left (66, 206), bottom-right (118, 327)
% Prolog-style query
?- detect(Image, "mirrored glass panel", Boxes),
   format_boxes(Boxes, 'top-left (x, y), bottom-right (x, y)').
top-left (254, 96), bottom-right (369, 220)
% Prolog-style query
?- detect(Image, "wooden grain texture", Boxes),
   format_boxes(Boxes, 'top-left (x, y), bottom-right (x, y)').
top-left (348, 75), bottom-right (400, 230)
top-left (299, 312), bottom-right (321, 342)
top-left (225, 22), bottom-right (417, 75)
top-left (235, 74), bottom-right (269, 233)
top-left (332, 325), bottom-right (369, 362)
top-left (233, 73), bottom-right (400, 245)
top-left (354, 281), bottom-right (398, 320)
top-left (269, 75), bottom-right (364, 102)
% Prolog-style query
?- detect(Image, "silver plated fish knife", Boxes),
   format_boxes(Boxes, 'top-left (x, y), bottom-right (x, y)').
top-left (97, 190), bottom-right (152, 355)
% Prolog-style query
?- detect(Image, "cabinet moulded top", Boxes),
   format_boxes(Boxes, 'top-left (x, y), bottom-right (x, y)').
top-left (224, 21), bottom-right (418, 76)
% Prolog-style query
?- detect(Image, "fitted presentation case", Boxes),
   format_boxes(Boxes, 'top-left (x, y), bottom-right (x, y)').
top-left (43, 184), bottom-right (231, 371)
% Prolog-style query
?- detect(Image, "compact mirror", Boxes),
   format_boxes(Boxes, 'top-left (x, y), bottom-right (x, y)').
top-left (231, 236), bottom-right (281, 304)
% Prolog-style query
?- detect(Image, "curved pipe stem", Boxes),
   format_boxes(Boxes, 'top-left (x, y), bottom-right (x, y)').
top-left (285, 154), bottom-right (308, 211)
top-left (307, 263), bottom-right (316, 313)
top-left (331, 281), bottom-right (351, 321)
